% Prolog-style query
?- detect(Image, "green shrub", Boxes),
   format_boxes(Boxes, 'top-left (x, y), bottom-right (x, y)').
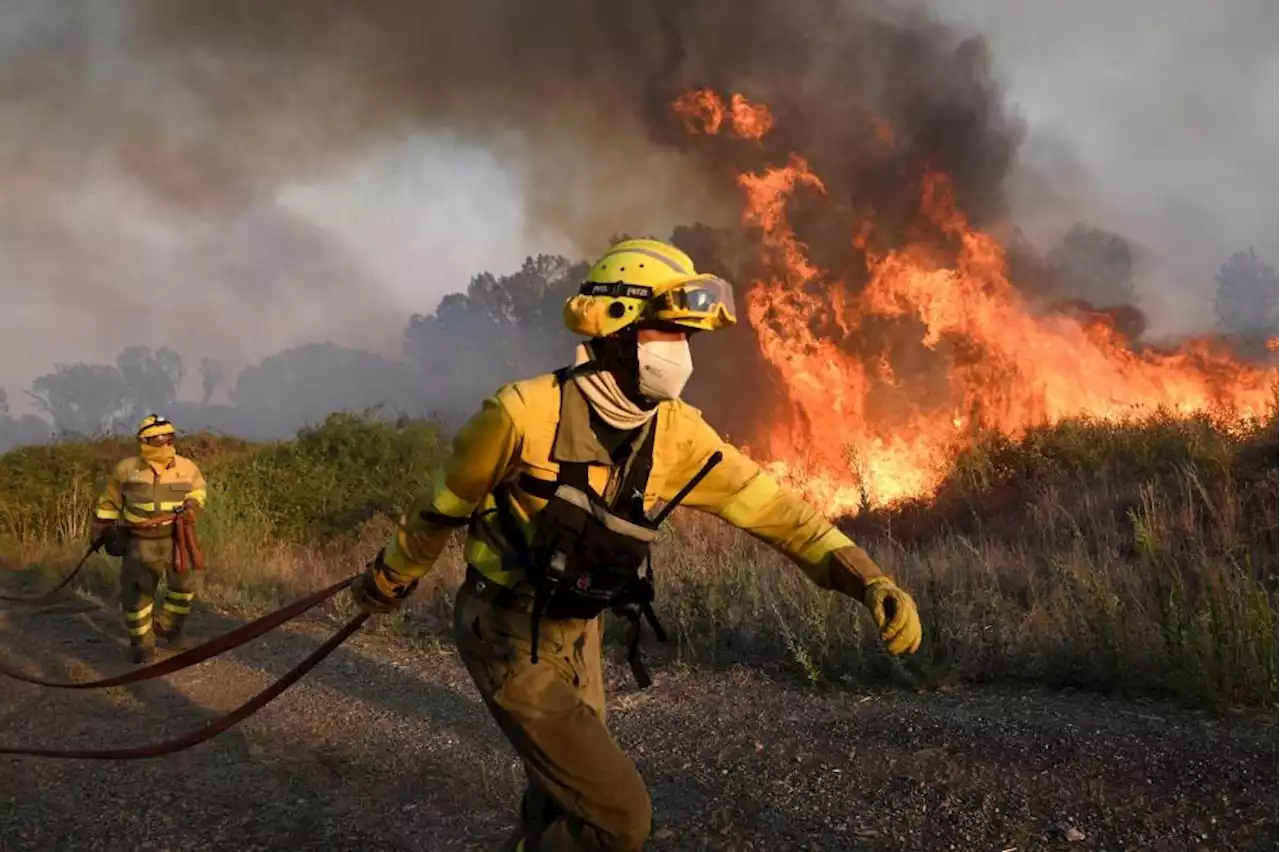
top-left (2, 409), bottom-right (1275, 710)
top-left (211, 411), bottom-right (444, 544)
top-left (0, 413), bottom-right (441, 548)
top-left (0, 436), bottom-right (144, 544)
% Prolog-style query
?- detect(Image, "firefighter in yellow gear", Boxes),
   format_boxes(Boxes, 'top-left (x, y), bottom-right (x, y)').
top-left (92, 414), bottom-right (208, 664)
top-left (350, 238), bottom-right (923, 851)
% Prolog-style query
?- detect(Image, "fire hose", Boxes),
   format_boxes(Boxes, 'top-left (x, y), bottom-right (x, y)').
top-left (0, 575), bottom-right (355, 689)
top-left (0, 613), bottom-right (367, 760)
top-left (0, 511), bottom-right (203, 605)
top-left (0, 576), bottom-right (363, 759)
top-left (126, 509), bottom-right (206, 574)
top-left (0, 533), bottom-right (107, 604)
top-left (0, 611), bottom-right (366, 757)
top-left (0, 541), bottom-right (369, 758)
top-left (167, 508), bottom-right (206, 574)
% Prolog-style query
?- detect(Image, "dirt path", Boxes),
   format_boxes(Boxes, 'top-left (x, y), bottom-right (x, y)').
top-left (0, 592), bottom-right (1274, 851)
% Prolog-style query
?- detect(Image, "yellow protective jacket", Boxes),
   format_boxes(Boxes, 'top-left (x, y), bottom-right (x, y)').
top-left (377, 371), bottom-right (884, 599)
top-left (94, 455), bottom-right (208, 537)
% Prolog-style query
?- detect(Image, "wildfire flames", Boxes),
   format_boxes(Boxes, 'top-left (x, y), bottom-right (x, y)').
top-left (672, 90), bottom-right (775, 140)
top-left (673, 90), bottom-right (1280, 515)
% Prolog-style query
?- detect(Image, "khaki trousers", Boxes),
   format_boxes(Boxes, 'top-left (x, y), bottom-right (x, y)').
top-left (119, 533), bottom-right (198, 647)
top-left (453, 578), bottom-right (652, 851)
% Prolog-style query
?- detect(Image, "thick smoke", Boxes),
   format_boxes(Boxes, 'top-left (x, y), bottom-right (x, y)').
top-left (126, 0), bottom-right (1031, 447)
top-left (128, 0), bottom-right (1021, 248)
top-left (1, 0), bottom-right (1023, 424)
top-left (124, 1), bottom-right (745, 237)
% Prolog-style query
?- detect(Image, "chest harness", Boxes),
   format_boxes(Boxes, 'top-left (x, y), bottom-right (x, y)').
top-left (485, 373), bottom-right (722, 688)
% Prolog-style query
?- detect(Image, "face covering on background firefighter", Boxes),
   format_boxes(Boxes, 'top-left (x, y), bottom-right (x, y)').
top-left (140, 441), bottom-right (175, 466)
top-left (636, 337), bottom-right (693, 402)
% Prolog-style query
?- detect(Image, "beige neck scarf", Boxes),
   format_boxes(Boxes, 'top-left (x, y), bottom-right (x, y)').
top-left (571, 343), bottom-right (657, 431)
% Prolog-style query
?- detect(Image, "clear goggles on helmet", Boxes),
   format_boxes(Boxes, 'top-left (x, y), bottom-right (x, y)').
top-left (650, 275), bottom-right (737, 323)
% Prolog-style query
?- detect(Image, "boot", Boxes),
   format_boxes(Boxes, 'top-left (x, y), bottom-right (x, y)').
top-left (157, 589), bottom-right (196, 648)
top-left (499, 787), bottom-right (555, 851)
top-left (130, 636), bottom-right (156, 665)
top-left (162, 623), bottom-right (191, 651)
top-left (155, 614), bottom-right (191, 650)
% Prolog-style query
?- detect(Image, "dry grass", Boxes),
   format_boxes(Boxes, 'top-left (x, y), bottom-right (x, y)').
top-left (2, 411), bottom-right (1276, 709)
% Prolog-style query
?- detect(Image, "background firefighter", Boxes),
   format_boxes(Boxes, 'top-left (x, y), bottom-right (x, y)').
top-left (92, 414), bottom-right (208, 664)
top-left (349, 238), bottom-right (923, 852)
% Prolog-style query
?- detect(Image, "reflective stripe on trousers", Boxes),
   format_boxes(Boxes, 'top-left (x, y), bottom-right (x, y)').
top-left (163, 589), bottom-right (196, 616)
top-left (124, 601), bottom-right (153, 638)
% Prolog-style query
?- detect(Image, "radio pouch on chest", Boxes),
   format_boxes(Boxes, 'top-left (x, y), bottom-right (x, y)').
top-left (492, 385), bottom-right (724, 688)
top-left (526, 450), bottom-right (668, 687)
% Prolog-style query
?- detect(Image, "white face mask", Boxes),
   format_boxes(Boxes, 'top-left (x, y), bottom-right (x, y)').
top-left (636, 337), bottom-right (694, 402)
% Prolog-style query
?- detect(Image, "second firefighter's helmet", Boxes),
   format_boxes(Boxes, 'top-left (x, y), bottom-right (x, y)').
top-left (563, 238), bottom-right (737, 338)
top-left (136, 414), bottom-right (175, 441)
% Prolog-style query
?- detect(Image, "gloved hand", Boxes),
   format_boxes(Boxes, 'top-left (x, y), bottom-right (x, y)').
top-left (180, 499), bottom-right (202, 521)
top-left (863, 577), bottom-right (923, 656)
top-left (96, 522), bottom-right (128, 558)
top-left (349, 549), bottom-right (419, 615)
top-left (90, 518), bottom-right (113, 539)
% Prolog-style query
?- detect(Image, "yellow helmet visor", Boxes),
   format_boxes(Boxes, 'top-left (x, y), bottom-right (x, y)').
top-left (649, 274), bottom-right (737, 330)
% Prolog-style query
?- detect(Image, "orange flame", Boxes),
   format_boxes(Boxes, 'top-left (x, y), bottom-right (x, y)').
top-left (674, 90), bottom-right (1280, 515)
top-left (672, 89), bottom-right (725, 136)
top-left (729, 93), bottom-right (775, 140)
top-left (673, 89), bottom-right (775, 140)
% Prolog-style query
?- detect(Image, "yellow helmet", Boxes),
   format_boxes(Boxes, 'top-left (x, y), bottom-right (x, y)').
top-left (564, 238), bottom-right (737, 338)
top-left (136, 414), bottom-right (175, 441)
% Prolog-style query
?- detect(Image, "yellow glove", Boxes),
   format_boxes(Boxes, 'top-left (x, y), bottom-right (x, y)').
top-left (349, 550), bottom-right (419, 615)
top-left (863, 577), bottom-right (922, 655)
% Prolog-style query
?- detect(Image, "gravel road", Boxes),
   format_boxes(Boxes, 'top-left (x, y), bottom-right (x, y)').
top-left (0, 592), bottom-right (1274, 851)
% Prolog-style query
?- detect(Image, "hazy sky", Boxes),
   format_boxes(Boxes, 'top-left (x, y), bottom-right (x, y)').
top-left (0, 0), bottom-right (1275, 412)
top-left (931, 0), bottom-right (1278, 333)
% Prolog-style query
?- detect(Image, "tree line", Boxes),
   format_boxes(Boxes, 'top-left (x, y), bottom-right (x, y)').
top-left (1, 226), bottom-right (1276, 454)
top-left (0, 252), bottom-right (591, 451)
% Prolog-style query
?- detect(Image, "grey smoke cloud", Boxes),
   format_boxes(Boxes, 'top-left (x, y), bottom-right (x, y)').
top-left (0, 0), bottom-right (1274, 417)
top-left (0, 0), bottom-right (733, 411)
top-left (930, 0), bottom-right (1278, 334)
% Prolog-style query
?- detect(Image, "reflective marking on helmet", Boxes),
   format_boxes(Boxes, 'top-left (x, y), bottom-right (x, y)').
top-left (580, 282), bottom-right (654, 299)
